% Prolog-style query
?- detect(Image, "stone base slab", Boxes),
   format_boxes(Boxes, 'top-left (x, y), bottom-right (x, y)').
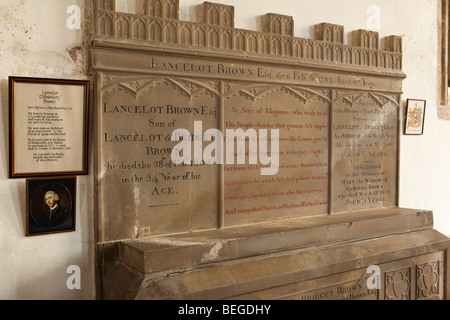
top-left (99, 208), bottom-right (450, 300)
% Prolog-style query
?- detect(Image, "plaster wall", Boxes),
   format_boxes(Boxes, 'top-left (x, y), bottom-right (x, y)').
top-left (0, 0), bottom-right (93, 300)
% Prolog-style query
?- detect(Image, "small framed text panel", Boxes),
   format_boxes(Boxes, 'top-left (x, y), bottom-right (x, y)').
top-left (9, 77), bottom-right (90, 178)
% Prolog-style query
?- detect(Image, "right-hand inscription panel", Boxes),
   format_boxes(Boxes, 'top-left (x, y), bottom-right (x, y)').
top-left (331, 91), bottom-right (399, 213)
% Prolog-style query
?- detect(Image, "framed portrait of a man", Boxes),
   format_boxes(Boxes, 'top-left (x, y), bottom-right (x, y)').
top-left (26, 176), bottom-right (76, 236)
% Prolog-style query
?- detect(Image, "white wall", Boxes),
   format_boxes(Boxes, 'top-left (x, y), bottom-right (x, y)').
top-left (0, 0), bottom-right (448, 299)
top-left (397, 0), bottom-right (450, 237)
top-left (0, 0), bottom-right (94, 299)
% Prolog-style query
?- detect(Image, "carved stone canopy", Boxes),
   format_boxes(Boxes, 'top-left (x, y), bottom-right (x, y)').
top-left (92, 0), bottom-right (403, 72)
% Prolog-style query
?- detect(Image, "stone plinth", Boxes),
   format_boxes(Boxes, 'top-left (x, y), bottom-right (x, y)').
top-left (100, 208), bottom-right (450, 300)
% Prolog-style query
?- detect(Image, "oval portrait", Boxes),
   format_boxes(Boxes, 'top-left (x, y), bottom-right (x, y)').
top-left (28, 178), bottom-right (75, 233)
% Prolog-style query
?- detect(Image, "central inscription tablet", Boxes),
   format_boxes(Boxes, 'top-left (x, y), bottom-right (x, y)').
top-left (223, 82), bottom-right (330, 226)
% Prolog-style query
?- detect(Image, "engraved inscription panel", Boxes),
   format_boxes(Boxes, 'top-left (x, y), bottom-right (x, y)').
top-left (280, 252), bottom-right (444, 300)
top-left (92, 1), bottom-right (406, 240)
top-left (280, 268), bottom-right (379, 301)
top-left (223, 83), bottom-right (329, 226)
top-left (98, 74), bottom-right (220, 240)
top-left (96, 63), bottom-right (402, 239)
top-left (296, 278), bottom-right (378, 301)
top-left (331, 92), bottom-right (399, 213)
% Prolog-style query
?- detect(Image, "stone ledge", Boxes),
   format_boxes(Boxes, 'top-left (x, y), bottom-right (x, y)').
top-left (120, 208), bottom-right (433, 274)
top-left (89, 38), bottom-right (407, 81)
top-left (104, 227), bottom-right (450, 300)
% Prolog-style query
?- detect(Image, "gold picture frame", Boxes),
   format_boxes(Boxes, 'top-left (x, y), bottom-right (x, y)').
top-left (9, 77), bottom-right (90, 178)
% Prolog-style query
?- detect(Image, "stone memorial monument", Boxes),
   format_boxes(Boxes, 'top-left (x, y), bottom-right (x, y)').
top-left (89, 0), bottom-right (450, 299)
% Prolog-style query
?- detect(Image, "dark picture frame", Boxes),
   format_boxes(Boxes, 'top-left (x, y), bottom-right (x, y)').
top-left (405, 99), bottom-right (426, 135)
top-left (26, 176), bottom-right (77, 236)
top-left (9, 76), bottom-right (90, 178)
